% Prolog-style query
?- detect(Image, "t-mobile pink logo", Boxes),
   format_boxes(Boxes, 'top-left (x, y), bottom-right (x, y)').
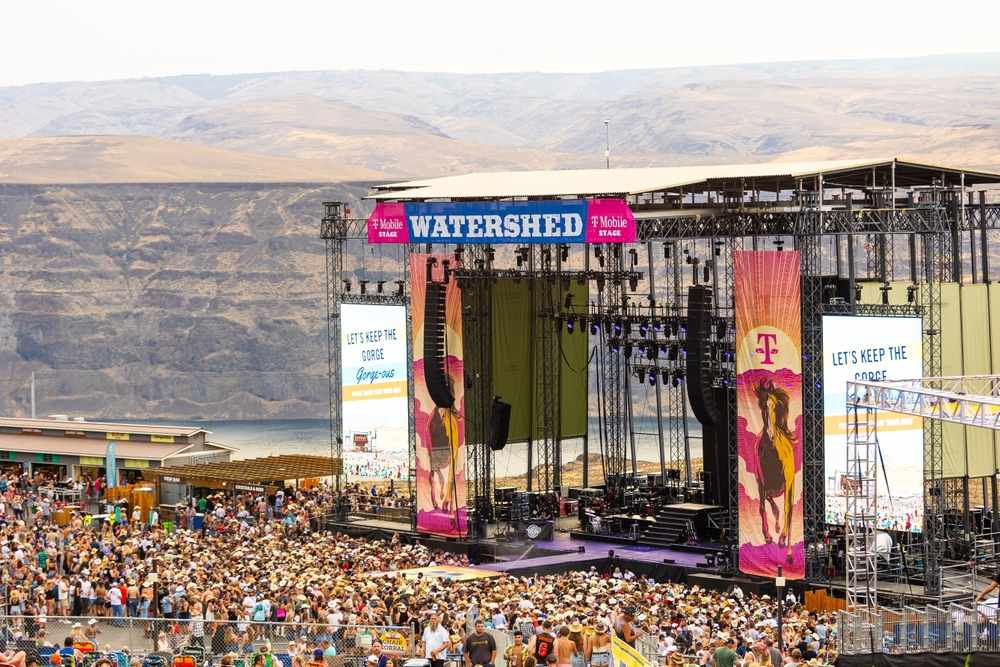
top-left (755, 333), bottom-right (779, 365)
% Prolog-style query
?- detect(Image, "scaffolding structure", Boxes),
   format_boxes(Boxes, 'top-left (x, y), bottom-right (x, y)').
top-left (322, 159), bottom-right (1000, 591)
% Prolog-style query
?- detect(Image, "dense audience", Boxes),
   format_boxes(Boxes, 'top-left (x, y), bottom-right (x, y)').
top-left (0, 472), bottom-right (836, 667)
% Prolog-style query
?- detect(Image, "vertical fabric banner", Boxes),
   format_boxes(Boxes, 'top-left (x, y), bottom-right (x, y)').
top-left (105, 441), bottom-right (117, 489)
top-left (411, 253), bottom-right (467, 537)
top-left (735, 251), bottom-right (804, 578)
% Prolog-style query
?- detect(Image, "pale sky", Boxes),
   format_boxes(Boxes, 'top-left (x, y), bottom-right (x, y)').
top-left (3, 0), bottom-right (1000, 87)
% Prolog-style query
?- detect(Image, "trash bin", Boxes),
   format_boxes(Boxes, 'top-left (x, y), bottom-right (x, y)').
top-left (163, 520), bottom-right (174, 534)
top-left (192, 514), bottom-right (204, 530)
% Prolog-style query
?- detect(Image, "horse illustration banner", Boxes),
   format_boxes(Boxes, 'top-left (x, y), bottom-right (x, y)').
top-left (735, 250), bottom-right (804, 579)
top-left (411, 253), bottom-right (468, 538)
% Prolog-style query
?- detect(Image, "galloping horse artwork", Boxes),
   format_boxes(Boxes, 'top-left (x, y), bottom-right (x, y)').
top-left (752, 379), bottom-right (797, 564)
top-left (735, 250), bottom-right (804, 579)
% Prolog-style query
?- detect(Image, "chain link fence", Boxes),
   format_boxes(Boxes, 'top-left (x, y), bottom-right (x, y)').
top-left (0, 616), bottom-right (416, 667)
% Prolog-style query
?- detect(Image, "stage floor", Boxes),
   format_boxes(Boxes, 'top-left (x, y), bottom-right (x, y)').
top-left (338, 514), bottom-right (720, 569)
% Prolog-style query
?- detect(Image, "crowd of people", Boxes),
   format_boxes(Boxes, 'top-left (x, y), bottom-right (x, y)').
top-left (0, 471), bottom-right (837, 667)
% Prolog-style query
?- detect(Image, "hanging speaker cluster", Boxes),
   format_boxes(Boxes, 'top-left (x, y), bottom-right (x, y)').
top-left (489, 398), bottom-right (512, 451)
top-left (686, 285), bottom-right (722, 426)
top-left (424, 282), bottom-right (455, 409)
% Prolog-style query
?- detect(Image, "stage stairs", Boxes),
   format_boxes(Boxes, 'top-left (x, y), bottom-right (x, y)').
top-left (639, 502), bottom-right (720, 549)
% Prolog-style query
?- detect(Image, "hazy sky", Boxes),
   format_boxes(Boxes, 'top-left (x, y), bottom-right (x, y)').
top-left (3, 0), bottom-right (1000, 86)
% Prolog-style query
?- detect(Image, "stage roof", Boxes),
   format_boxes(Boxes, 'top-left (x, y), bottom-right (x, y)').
top-left (369, 159), bottom-right (1000, 201)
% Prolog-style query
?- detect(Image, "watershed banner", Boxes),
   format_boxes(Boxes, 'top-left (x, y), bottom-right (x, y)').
top-left (735, 250), bottom-right (804, 579)
top-left (411, 253), bottom-right (468, 538)
top-left (822, 315), bottom-right (923, 532)
top-left (368, 199), bottom-right (636, 244)
top-left (340, 304), bottom-right (409, 481)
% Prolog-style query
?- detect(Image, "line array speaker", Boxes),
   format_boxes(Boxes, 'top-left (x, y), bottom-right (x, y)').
top-left (424, 281), bottom-right (455, 409)
top-left (489, 399), bottom-right (512, 451)
top-left (686, 285), bottom-right (722, 426)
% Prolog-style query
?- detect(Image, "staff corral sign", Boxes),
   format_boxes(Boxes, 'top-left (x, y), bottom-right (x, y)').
top-left (367, 199), bottom-right (636, 244)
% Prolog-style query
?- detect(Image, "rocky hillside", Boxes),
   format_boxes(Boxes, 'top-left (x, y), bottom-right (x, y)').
top-left (0, 182), bottom-right (371, 419)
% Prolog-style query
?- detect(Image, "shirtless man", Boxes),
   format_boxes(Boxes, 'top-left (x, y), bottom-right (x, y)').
top-left (554, 626), bottom-right (575, 667)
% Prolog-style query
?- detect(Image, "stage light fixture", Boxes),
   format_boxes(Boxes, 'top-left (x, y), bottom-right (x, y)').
top-left (908, 285), bottom-right (918, 303)
top-left (608, 550), bottom-right (615, 558)
top-left (637, 344), bottom-right (646, 357)
top-left (396, 280), bottom-right (405, 296)
top-left (359, 279), bottom-right (369, 294)
top-left (342, 279), bottom-right (352, 293)
top-left (376, 280), bottom-right (386, 294)
top-left (668, 344), bottom-right (679, 361)
top-left (639, 320), bottom-right (648, 336)
top-left (629, 248), bottom-right (639, 266)
top-left (854, 285), bottom-right (863, 302)
top-left (614, 319), bottom-right (623, 333)
top-left (454, 245), bottom-right (464, 262)
top-left (611, 343), bottom-right (620, 354)
top-left (881, 288), bottom-right (890, 305)
top-left (566, 318), bottom-right (575, 334)
top-left (647, 346), bottom-right (657, 360)
top-left (578, 545), bottom-right (586, 553)
top-left (652, 319), bottom-right (662, 333)
top-left (560, 244), bottom-right (569, 262)
top-left (703, 266), bottom-right (710, 283)
top-left (664, 242), bottom-right (672, 259)
top-left (648, 372), bottom-right (657, 386)
top-left (596, 276), bottom-right (606, 291)
top-left (629, 275), bottom-right (639, 291)
top-left (441, 259), bottom-right (451, 284)
top-left (662, 370), bottom-right (670, 385)
top-left (590, 322), bottom-right (600, 336)
top-left (624, 343), bottom-right (633, 357)
top-left (426, 257), bottom-right (437, 282)
top-left (659, 345), bottom-right (668, 356)
top-left (564, 293), bottom-right (575, 309)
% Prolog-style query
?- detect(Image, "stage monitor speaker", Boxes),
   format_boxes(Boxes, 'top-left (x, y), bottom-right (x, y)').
top-left (489, 399), bottom-right (512, 450)
top-left (424, 282), bottom-right (455, 409)
top-left (686, 285), bottom-right (722, 426)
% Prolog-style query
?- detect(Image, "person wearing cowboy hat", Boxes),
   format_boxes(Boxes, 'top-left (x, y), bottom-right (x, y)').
top-left (614, 607), bottom-right (642, 649)
top-left (587, 621), bottom-right (611, 667)
top-left (669, 652), bottom-right (686, 667)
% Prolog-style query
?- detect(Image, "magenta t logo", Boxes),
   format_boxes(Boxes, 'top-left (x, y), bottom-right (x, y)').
top-left (755, 333), bottom-right (779, 365)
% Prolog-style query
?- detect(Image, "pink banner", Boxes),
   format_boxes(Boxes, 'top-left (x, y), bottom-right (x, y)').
top-left (367, 203), bottom-right (410, 243)
top-left (585, 198), bottom-right (637, 243)
top-left (735, 250), bottom-right (804, 579)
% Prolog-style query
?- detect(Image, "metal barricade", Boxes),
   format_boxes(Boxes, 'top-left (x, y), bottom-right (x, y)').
top-left (950, 603), bottom-right (977, 653)
top-left (926, 605), bottom-right (950, 652)
top-left (856, 608), bottom-right (881, 655)
top-left (635, 634), bottom-right (660, 666)
top-left (839, 611), bottom-right (858, 654)
top-left (976, 602), bottom-right (1000, 652)
top-left (903, 606), bottom-right (927, 653)
top-left (0, 616), bottom-right (416, 663)
top-left (881, 608), bottom-right (902, 654)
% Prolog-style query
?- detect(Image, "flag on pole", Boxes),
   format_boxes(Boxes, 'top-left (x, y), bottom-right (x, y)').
top-left (105, 441), bottom-right (117, 489)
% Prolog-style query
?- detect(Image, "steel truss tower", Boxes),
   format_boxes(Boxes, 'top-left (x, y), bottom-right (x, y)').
top-left (463, 245), bottom-right (495, 528)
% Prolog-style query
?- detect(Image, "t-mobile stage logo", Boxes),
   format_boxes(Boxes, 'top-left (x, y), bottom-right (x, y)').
top-left (755, 333), bottom-right (779, 365)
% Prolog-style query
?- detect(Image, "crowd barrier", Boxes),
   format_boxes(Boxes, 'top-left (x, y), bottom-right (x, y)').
top-left (0, 616), bottom-right (416, 666)
top-left (840, 603), bottom-right (1000, 655)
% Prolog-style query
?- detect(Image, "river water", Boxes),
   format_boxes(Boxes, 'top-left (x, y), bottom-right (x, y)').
top-left (130, 417), bottom-right (704, 480)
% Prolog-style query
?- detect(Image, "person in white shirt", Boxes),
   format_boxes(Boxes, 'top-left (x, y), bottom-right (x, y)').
top-left (421, 612), bottom-right (451, 667)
